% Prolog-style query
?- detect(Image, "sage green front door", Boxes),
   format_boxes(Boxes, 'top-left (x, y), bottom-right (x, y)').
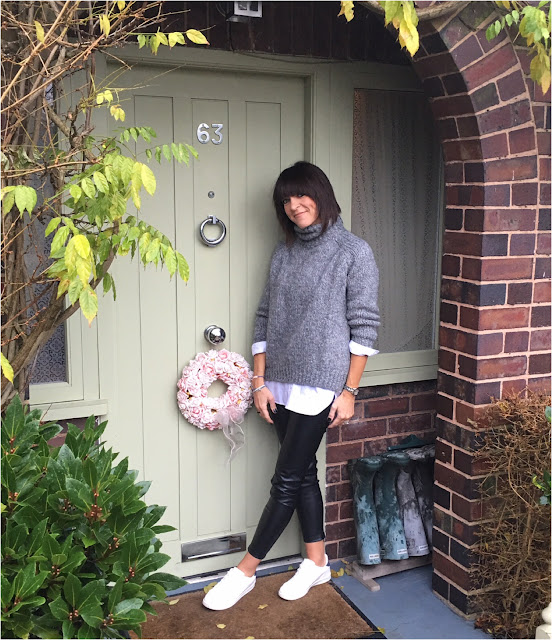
top-left (99, 64), bottom-right (306, 576)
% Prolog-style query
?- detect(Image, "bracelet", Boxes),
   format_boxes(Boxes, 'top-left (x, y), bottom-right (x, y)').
top-left (252, 384), bottom-right (267, 393)
top-left (252, 375), bottom-right (265, 380)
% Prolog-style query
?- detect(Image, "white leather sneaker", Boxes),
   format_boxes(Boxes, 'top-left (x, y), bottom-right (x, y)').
top-left (278, 555), bottom-right (331, 601)
top-left (202, 567), bottom-right (256, 610)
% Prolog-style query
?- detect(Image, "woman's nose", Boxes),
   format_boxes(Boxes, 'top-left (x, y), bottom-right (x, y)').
top-left (289, 196), bottom-right (301, 210)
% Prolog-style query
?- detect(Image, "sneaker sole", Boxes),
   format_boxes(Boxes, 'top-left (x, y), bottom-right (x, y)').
top-left (278, 569), bottom-right (331, 601)
top-left (202, 579), bottom-right (256, 611)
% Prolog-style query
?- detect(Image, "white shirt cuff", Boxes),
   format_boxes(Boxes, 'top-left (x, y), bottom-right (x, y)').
top-left (349, 340), bottom-right (379, 357)
top-left (252, 341), bottom-right (267, 356)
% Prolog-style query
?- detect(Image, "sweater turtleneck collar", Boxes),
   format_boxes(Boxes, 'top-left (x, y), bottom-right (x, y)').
top-left (294, 216), bottom-right (344, 243)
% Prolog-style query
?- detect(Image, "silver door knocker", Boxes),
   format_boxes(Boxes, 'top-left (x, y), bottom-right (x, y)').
top-left (199, 215), bottom-right (226, 247)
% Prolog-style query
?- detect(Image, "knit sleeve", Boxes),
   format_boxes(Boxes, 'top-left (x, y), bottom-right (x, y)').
top-left (253, 280), bottom-right (270, 343)
top-left (346, 243), bottom-right (380, 349)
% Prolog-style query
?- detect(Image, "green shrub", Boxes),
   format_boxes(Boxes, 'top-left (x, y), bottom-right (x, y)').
top-left (1, 394), bottom-right (185, 639)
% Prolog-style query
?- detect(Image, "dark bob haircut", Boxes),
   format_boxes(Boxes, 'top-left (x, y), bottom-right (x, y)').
top-left (272, 161), bottom-right (341, 244)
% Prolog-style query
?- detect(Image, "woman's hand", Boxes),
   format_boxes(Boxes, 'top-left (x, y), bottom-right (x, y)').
top-left (253, 386), bottom-right (277, 424)
top-left (328, 391), bottom-right (355, 428)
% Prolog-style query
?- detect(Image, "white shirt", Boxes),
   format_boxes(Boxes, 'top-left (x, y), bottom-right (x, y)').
top-left (252, 341), bottom-right (378, 416)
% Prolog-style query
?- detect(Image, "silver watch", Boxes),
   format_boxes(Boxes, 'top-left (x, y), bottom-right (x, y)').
top-left (343, 384), bottom-right (359, 396)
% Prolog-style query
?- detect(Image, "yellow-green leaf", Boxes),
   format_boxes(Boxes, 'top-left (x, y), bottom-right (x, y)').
top-left (93, 172), bottom-right (109, 194)
top-left (168, 599), bottom-right (179, 605)
top-left (76, 257), bottom-right (92, 286)
top-left (145, 237), bottom-right (161, 264)
top-left (117, 0), bottom-right (126, 9)
top-left (64, 238), bottom-right (78, 275)
top-left (68, 279), bottom-right (83, 305)
top-left (131, 183), bottom-right (141, 210)
top-left (164, 246), bottom-right (177, 276)
top-left (203, 582), bottom-right (217, 594)
top-left (216, 624), bottom-right (226, 629)
top-left (176, 252), bottom-right (189, 282)
top-left (337, 1), bottom-right (355, 22)
top-left (141, 163), bottom-right (156, 195)
top-left (258, 604), bottom-right (268, 609)
top-left (2, 190), bottom-right (15, 215)
top-left (73, 234), bottom-right (91, 259)
top-left (45, 217), bottom-right (62, 236)
top-left (35, 20), bottom-right (45, 43)
top-left (331, 567), bottom-right (344, 578)
top-left (1, 186), bottom-right (16, 199)
top-left (185, 29), bottom-right (210, 45)
top-left (14, 185), bottom-right (37, 215)
top-left (51, 226), bottom-right (71, 255)
top-left (57, 279), bottom-right (71, 298)
top-left (100, 14), bottom-right (111, 37)
top-left (79, 287), bottom-right (98, 325)
top-left (1, 354), bottom-right (14, 383)
top-left (70, 184), bottom-right (82, 201)
top-left (81, 177), bottom-right (96, 198)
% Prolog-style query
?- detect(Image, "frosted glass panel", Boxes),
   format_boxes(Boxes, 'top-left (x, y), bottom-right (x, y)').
top-left (351, 89), bottom-right (443, 354)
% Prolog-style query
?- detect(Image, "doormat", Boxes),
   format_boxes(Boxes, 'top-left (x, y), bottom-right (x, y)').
top-left (131, 571), bottom-right (386, 639)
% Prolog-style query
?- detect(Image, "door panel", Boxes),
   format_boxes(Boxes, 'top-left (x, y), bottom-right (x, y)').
top-left (102, 65), bottom-right (305, 577)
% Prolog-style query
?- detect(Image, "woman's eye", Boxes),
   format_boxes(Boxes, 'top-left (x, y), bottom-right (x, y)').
top-left (282, 198), bottom-right (290, 205)
top-left (297, 194), bottom-right (304, 198)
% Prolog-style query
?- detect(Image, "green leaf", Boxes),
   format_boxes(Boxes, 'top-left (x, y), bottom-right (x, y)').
top-left (164, 246), bottom-right (177, 276)
top-left (138, 34), bottom-right (146, 49)
top-left (80, 177), bottom-right (96, 198)
top-left (141, 163), bottom-right (156, 195)
top-left (1, 353), bottom-right (14, 383)
top-left (63, 573), bottom-right (81, 608)
top-left (186, 144), bottom-right (199, 160)
top-left (93, 172), bottom-right (109, 194)
top-left (2, 189), bottom-right (15, 214)
top-left (185, 29), bottom-right (210, 45)
top-left (145, 237), bottom-right (161, 264)
top-left (79, 600), bottom-right (104, 629)
top-left (79, 287), bottom-right (98, 325)
top-left (111, 608), bottom-right (147, 629)
top-left (68, 278), bottom-right (84, 305)
top-left (77, 623), bottom-right (98, 639)
top-left (114, 598), bottom-right (144, 615)
top-left (49, 594), bottom-right (70, 621)
top-left (45, 217), bottom-right (62, 236)
top-left (168, 31), bottom-right (185, 47)
top-left (146, 572), bottom-right (187, 591)
top-left (70, 184), bottom-right (82, 201)
top-left (14, 185), bottom-right (37, 215)
top-left (50, 225), bottom-right (71, 255)
top-left (162, 144), bottom-right (172, 162)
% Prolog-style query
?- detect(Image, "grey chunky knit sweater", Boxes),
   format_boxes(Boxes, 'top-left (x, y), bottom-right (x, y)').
top-left (253, 216), bottom-right (380, 395)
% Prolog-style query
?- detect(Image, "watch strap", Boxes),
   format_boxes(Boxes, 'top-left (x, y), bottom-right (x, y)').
top-left (343, 384), bottom-right (359, 396)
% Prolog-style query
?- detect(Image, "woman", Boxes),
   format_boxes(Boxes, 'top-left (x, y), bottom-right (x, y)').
top-left (203, 161), bottom-right (379, 611)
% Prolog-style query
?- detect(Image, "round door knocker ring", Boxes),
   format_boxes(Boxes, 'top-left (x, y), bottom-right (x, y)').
top-left (199, 215), bottom-right (226, 247)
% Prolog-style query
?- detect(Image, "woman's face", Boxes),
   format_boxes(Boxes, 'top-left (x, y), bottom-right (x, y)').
top-left (282, 195), bottom-right (320, 229)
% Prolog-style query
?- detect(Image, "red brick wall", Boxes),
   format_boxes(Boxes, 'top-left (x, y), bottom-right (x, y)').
top-left (324, 380), bottom-right (437, 560)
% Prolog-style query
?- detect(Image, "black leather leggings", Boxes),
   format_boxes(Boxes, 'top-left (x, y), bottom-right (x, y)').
top-left (247, 403), bottom-right (331, 560)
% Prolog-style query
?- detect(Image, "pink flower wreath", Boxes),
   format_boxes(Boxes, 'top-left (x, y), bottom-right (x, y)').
top-left (176, 349), bottom-right (253, 434)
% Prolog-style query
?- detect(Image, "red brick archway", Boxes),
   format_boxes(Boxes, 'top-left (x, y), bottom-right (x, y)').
top-left (409, 2), bottom-right (551, 615)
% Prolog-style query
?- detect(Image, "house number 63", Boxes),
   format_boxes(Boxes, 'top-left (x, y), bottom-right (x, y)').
top-left (197, 123), bottom-right (224, 145)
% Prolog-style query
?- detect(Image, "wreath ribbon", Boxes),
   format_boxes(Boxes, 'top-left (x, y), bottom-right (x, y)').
top-left (177, 349), bottom-right (253, 463)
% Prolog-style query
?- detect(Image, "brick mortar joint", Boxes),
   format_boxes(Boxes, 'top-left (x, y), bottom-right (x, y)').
top-left (433, 548), bottom-right (476, 573)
